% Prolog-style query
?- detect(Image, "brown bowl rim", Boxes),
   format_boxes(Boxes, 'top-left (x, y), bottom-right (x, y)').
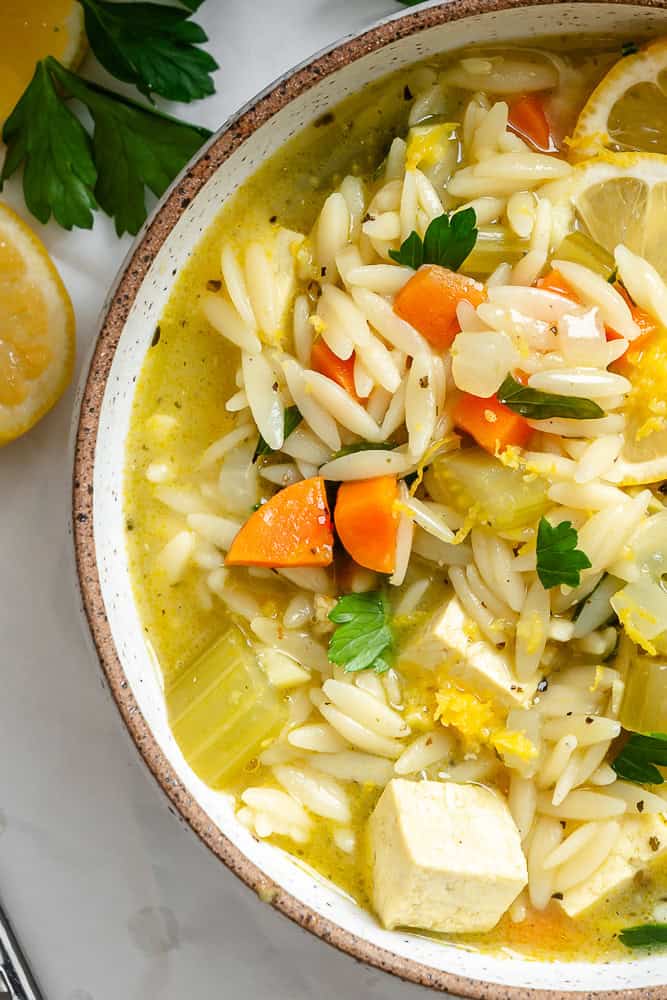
top-left (72, 1), bottom-right (667, 996)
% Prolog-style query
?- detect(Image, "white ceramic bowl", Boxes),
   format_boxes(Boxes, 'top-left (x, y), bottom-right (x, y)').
top-left (73, 3), bottom-right (667, 995)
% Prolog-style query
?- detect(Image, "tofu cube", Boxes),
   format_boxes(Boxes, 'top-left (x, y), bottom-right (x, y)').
top-left (558, 814), bottom-right (667, 918)
top-left (400, 596), bottom-right (535, 707)
top-left (368, 778), bottom-right (527, 933)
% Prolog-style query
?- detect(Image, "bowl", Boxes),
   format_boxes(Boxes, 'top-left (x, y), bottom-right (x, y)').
top-left (72, 2), bottom-right (667, 995)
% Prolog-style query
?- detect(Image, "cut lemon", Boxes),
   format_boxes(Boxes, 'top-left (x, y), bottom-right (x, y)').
top-left (1, 0), bottom-right (86, 126)
top-left (606, 333), bottom-right (667, 485)
top-left (541, 153), bottom-right (667, 279)
top-left (570, 38), bottom-right (667, 159)
top-left (540, 153), bottom-right (667, 483)
top-left (0, 202), bottom-right (75, 446)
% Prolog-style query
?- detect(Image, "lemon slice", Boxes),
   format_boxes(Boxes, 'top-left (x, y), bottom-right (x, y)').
top-left (1, 0), bottom-right (86, 125)
top-left (570, 38), bottom-right (667, 159)
top-left (541, 153), bottom-right (667, 278)
top-left (0, 202), bottom-right (75, 446)
top-left (606, 334), bottom-right (667, 484)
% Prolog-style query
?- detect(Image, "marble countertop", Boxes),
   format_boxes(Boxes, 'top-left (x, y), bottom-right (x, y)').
top-left (0, 1), bottom-right (451, 997)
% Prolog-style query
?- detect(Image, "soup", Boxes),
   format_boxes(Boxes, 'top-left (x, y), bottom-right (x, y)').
top-left (125, 35), bottom-right (667, 961)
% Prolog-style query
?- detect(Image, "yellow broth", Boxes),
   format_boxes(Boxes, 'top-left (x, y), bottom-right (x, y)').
top-left (125, 36), bottom-right (665, 961)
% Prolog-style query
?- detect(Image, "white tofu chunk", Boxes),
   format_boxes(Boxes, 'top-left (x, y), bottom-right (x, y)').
top-left (558, 814), bottom-right (667, 918)
top-left (400, 596), bottom-right (535, 707)
top-left (369, 778), bottom-right (527, 933)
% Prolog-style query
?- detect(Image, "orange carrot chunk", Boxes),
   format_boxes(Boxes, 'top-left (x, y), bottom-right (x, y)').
top-left (536, 269), bottom-right (580, 302)
top-left (226, 477), bottom-right (333, 568)
top-left (334, 476), bottom-right (399, 575)
top-left (453, 392), bottom-right (532, 455)
top-left (609, 283), bottom-right (659, 367)
top-left (311, 338), bottom-right (362, 401)
top-left (393, 264), bottom-right (486, 350)
top-left (508, 94), bottom-right (556, 153)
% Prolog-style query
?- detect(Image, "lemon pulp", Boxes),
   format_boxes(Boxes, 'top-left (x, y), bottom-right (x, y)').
top-left (607, 74), bottom-right (667, 154)
top-left (0, 203), bottom-right (75, 445)
top-left (0, 0), bottom-right (86, 125)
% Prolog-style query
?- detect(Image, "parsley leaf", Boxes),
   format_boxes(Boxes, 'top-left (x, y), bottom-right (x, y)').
top-left (536, 517), bottom-right (592, 589)
top-left (622, 41), bottom-right (639, 57)
top-left (0, 62), bottom-right (98, 229)
top-left (389, 209), bottom-right (478, 271)
top-left (331, 441), bottom-right (397, 460)
top-left (390, 230), bottom-right (424, 269)
top-left (612, 733), bottom-right (667, 785)
top-left (18, 59), bottom-right (210, 236)
top-left (328, 591), bottom-right (393, 674)
top-left (253, 405), bottom-right (302, 461)
top-left (79, 0), bottom-right (218, 103)
top-left (620, 923), bottom-right (667, 948)
top-left (497, 374), bottom-right (605, 420)
top-left (423, 208), bottom-right (478, 270)
top-left (179, 0), bottom-right (205, 9)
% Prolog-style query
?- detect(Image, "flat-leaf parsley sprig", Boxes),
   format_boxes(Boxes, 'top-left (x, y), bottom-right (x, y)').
top-left (389, 208), bottom-right (478, 271)
top-left (328, 591), bottom-right (394, 674)
top-left (79, 0), bottom-right (218, 103)
top-left (536, 517), bottom-right (592, 590)
top-left (0, 0), bottom-right (215, 235)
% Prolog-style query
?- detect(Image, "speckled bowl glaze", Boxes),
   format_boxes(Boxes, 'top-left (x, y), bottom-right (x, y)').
top-left (73, 2), bottom-right (667, 995)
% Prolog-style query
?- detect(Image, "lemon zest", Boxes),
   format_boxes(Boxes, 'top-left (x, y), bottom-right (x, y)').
top-left (409, 434), bottom-right (459, 497)
top-left (405, 122), bottom-right (459, 171)
top-left (616, 605), bottom-right (658, 656)
top-left (434, 682), bottom-right (536, 762)
top-left (309, 315), bottom-right (326, 338)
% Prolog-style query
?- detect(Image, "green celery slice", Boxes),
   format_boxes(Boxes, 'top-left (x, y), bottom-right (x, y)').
top-left (425, 449), bottom-right (549, 532)
top-left (462, 226), bottom-right (528, 278)
top-left (167, 626), bottom-right (287, 787)
top-left (554, 231), bottom-right (616, 281)
top-left (620, 657), bottom-right (667, 736)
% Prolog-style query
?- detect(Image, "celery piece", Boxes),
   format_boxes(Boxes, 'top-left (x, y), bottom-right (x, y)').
top-left (425, 449), bottom-right (549, 531)
top-left (620, 658), bottom-right (667, 736)
top-left (461, 226), bottom-right (528, 278)
top-left (554, 231), bottom-right (616, 281)
top-left (167, 626), bottom-right (287, 787)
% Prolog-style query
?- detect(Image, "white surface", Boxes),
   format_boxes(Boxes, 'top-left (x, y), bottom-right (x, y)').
top-left (0, 2), bottom-right (435, 998)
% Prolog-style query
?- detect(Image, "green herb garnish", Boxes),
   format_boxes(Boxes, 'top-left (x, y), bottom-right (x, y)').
top-left (0, 1), bottom-right (214, 234)
top-left (389, 209), bottom-right (478, 271)
top-left (328, 591), bottom-right (393, 674)
top-left (612, 733), bottom-right (667, 785)
top-left (536, 517), bottom-right (592, 589)
top-left (621, 41), bottom-right (639, 57)
top-left (331, 441), bottom-right (397, 460)
top-left (1, 58), bottom-right (210, 235)
top-left (497, 374), bottom-right (605, 421)
top-left (620, 923), bottom-right (667, 948)
top-left (253, 405), bottom-right (302, 461)
top-left (79, 0), bottom-right (217, 103)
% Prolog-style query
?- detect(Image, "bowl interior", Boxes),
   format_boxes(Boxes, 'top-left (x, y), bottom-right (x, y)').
top-left (81, 3), bottom-right (667, 995)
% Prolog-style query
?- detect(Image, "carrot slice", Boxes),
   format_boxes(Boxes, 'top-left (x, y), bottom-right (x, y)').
top-left (393, 265), bottom-right (486, 349)
top-left (536, 269), bottom-right (579, 302)
top-left (609, 283), bottom-right (659, 367)
top-left (311, 338), bottom-right (362, 401)
top-left (508, 95), bottom-right (556, 153)
top-left (334, 476), bottom-right (399, 574)
top-left (226, 477), bottom-right (333, 568)
top-left (453, 392), bottom-right (532, 455)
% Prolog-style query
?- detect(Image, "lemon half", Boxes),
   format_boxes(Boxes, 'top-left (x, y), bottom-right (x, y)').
top-left (0, 202), bottom-right (75, 445)
top-left (570, 38), bottom-right (667, 160)
top-left (1, 0), bottom-right (86, 126)
top-left (542, 153), bottom-right (667, 279)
